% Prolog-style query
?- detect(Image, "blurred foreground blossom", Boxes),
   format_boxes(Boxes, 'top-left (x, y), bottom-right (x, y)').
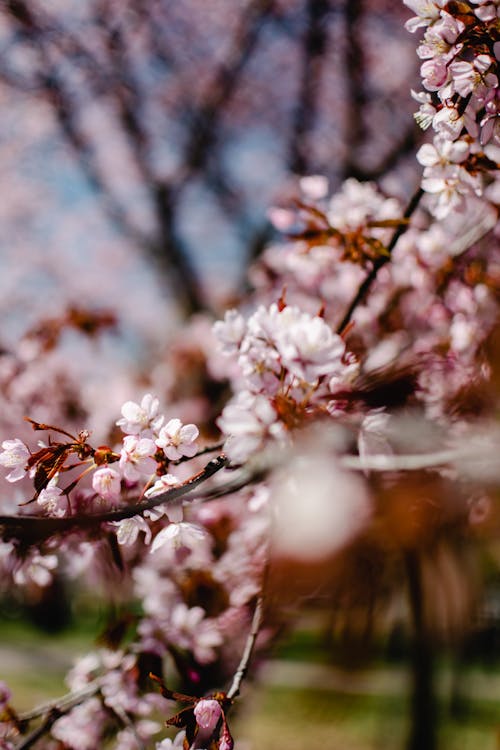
top-left (270, 430), bottom-right (371, 562)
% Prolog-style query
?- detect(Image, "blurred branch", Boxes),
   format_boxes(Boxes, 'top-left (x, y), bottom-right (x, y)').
top-left (288, 0), bottom-right (330, 174)
top-left (15, 681), bottom-right (103, 750)
top-left (340, 0), bottom-right (367, 180)
top-left (404, 550), bottom-right (437, 750)
top-left (348, 121), bottom-right (423, 182)
top-left (337, 186), bottom-right (424, 334)
top-left (18, 680), bottom-right (102, 723)
top-left (174, 0), bottom-right (275, 184)
top-left (95, 1), bottom-right (152, 180)
top-left (16, 712), bottom-right (62, 750)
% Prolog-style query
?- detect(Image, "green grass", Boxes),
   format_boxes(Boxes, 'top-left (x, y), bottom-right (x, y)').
top-left (234, 685), bottom-right (500, 750)
top-left (3, 614), bottom-right (500, 748)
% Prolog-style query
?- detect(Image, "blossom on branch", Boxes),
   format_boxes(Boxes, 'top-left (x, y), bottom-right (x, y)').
top-left (0, 438), bottom-right (29, 482)
top-left (156, 419), bottom-right (199, 461)
top-left (119, 435), bottom-right (157, 482)
top-left (116, 393), bottom-right (163, 436)
top-left (92, 465), bottom-right (121, 503)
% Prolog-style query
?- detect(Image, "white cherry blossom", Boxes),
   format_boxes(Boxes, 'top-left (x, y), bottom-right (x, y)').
top-left (116, 393), bottom-right (162, 436)
top-left (119, 435), bottom-right (157, 482)
top-left (155, 419), bottom-right (199, 461)
top-left (92, 465), bottom-right (121, 502)
top-left (0, 438), bottom-right (29, 482)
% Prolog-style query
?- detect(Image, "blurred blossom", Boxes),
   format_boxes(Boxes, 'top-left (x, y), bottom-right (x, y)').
top-left (271, 433), bottom-right (371, 561)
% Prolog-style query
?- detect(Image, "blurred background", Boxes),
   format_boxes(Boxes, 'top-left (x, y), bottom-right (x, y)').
top-left (0, 0), bottom-right (419, 335)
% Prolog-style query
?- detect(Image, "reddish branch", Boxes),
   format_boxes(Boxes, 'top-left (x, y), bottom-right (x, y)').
top-left (0, 454), bottom-right (228, 544)
top-left (336, 186), bottom-right (424, 334)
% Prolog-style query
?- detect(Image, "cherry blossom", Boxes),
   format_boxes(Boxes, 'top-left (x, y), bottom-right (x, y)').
top-left (116, 393), bottom-right (163, 436)
top-left (114, 515), bottom-right (153, 546)
top-left (150, 521), bottom-right (209, 557)
top-left (51, 698), bottom-right (106, 750)
top-left (217, 391), bottom-right (285, 464)
top-left (403, 0), bottom-right (443, 32)
top-left (156, 418), bottom-right (199, 461)
top-left (0, 438), bottom-right (29, 482)
top-left (119, 435), bottom-right (157, 482)
top-left (156, 731), bottom-right (186, 750)
top-left (92, 465), bottom-right (121, 503)
top-left (194, 698), bottom-right (222, 731)
top-left (37, 477), bottom-right (67, 517)
top-left (12, 551), bottom-right (58, 587)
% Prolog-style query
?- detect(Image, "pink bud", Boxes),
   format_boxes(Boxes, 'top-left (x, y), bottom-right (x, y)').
top-left (193, 699), bottom-right (222, 732)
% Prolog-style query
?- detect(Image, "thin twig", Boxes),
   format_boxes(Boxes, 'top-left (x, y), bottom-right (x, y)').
top-left (16, 711), bottom-right (61, 750)
top-left (336, 186), bottom-right (424, 334)
top-left (227, 594), bottom-right (265, 701)
top-left (109, 704), bottom-right (147, 750)
top-left (340, 447), bottom-right (476, 472)
top-left (18, 680), bottom-right (102, 723)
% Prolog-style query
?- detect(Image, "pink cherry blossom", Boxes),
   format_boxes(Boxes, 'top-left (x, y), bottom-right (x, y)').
top-left (13, 552), bottom-right (58, 587)
top-left (299, 174), bottom-right (329, 200)
top-left (92, 465), bottom-right (121, 502)
top-left (403, 0), bottom-right (443, 33)
top-left (0, 438), bottom-right (29, 482)
top-left (116, 393), bottom-right (162, 436)
top-left (155, 418), bottom-right (199, 461)
top-left (119, 435), bottom-right (157, 482)
top-left (217, 391), bottom-right (285, 464)
top-left (114, 515), bottom-right (152, 546)
top-left (194, 699), bottom-right (222, 731)
top-left (52, 698), bottom-right (106, 750)
top-left (449, 55), bottom-right (497, 98)
top-left (276, 310), bottom-right (347, 383)
top-left (37, 477), bottom-right (67, 517)
top-left (150, 521), bottom-right (209, 556)
top-left (420, 58), bottom-right (448, 91)
top-left (212, 309), bottom-right (246, 355)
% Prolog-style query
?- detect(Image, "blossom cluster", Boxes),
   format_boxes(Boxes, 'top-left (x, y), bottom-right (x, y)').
top-left (0, 393), bottom-right (199, 518)
top-left (406, 0), bottom-right (500, 217)
top-left (255, 176), bottom-right (500, 420)
top-left (213, 301), bottom-right (359, 463)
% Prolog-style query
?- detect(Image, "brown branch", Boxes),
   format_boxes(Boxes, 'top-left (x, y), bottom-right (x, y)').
top-left (15, 710), bottom-right (62, 750)
top-left (14, 679), bottom-right (105, 750)
top-left (340, 0), bottom-right (367, 180)
top-left (0, 455), bottom-right (228, 544)
top-left (226, 594), bottom-right (265, 701)
top-left (404, 549), bottom-right (437, 750)
top-left (174, 0), bottom-right (274, 184)
top-left (348, 122), bottom-right (424, 183)
top-left (336, 186), bottom-right (424, 334)
top-left (18, 681), bottom-right (102, 724)
top-left (289, 0), bottom-right (330, 174)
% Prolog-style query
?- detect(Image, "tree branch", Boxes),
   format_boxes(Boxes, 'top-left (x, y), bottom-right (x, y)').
top-left (288, 0), bottom-right (330, 174)
top-left (340, 0), bottom-right (367, 180)
top-left (0, 455), bottom-right (228, 543)
top-left (336, 186), bottom-right (424, 334)
top-left (227, 594), bottom-right (265, 701)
